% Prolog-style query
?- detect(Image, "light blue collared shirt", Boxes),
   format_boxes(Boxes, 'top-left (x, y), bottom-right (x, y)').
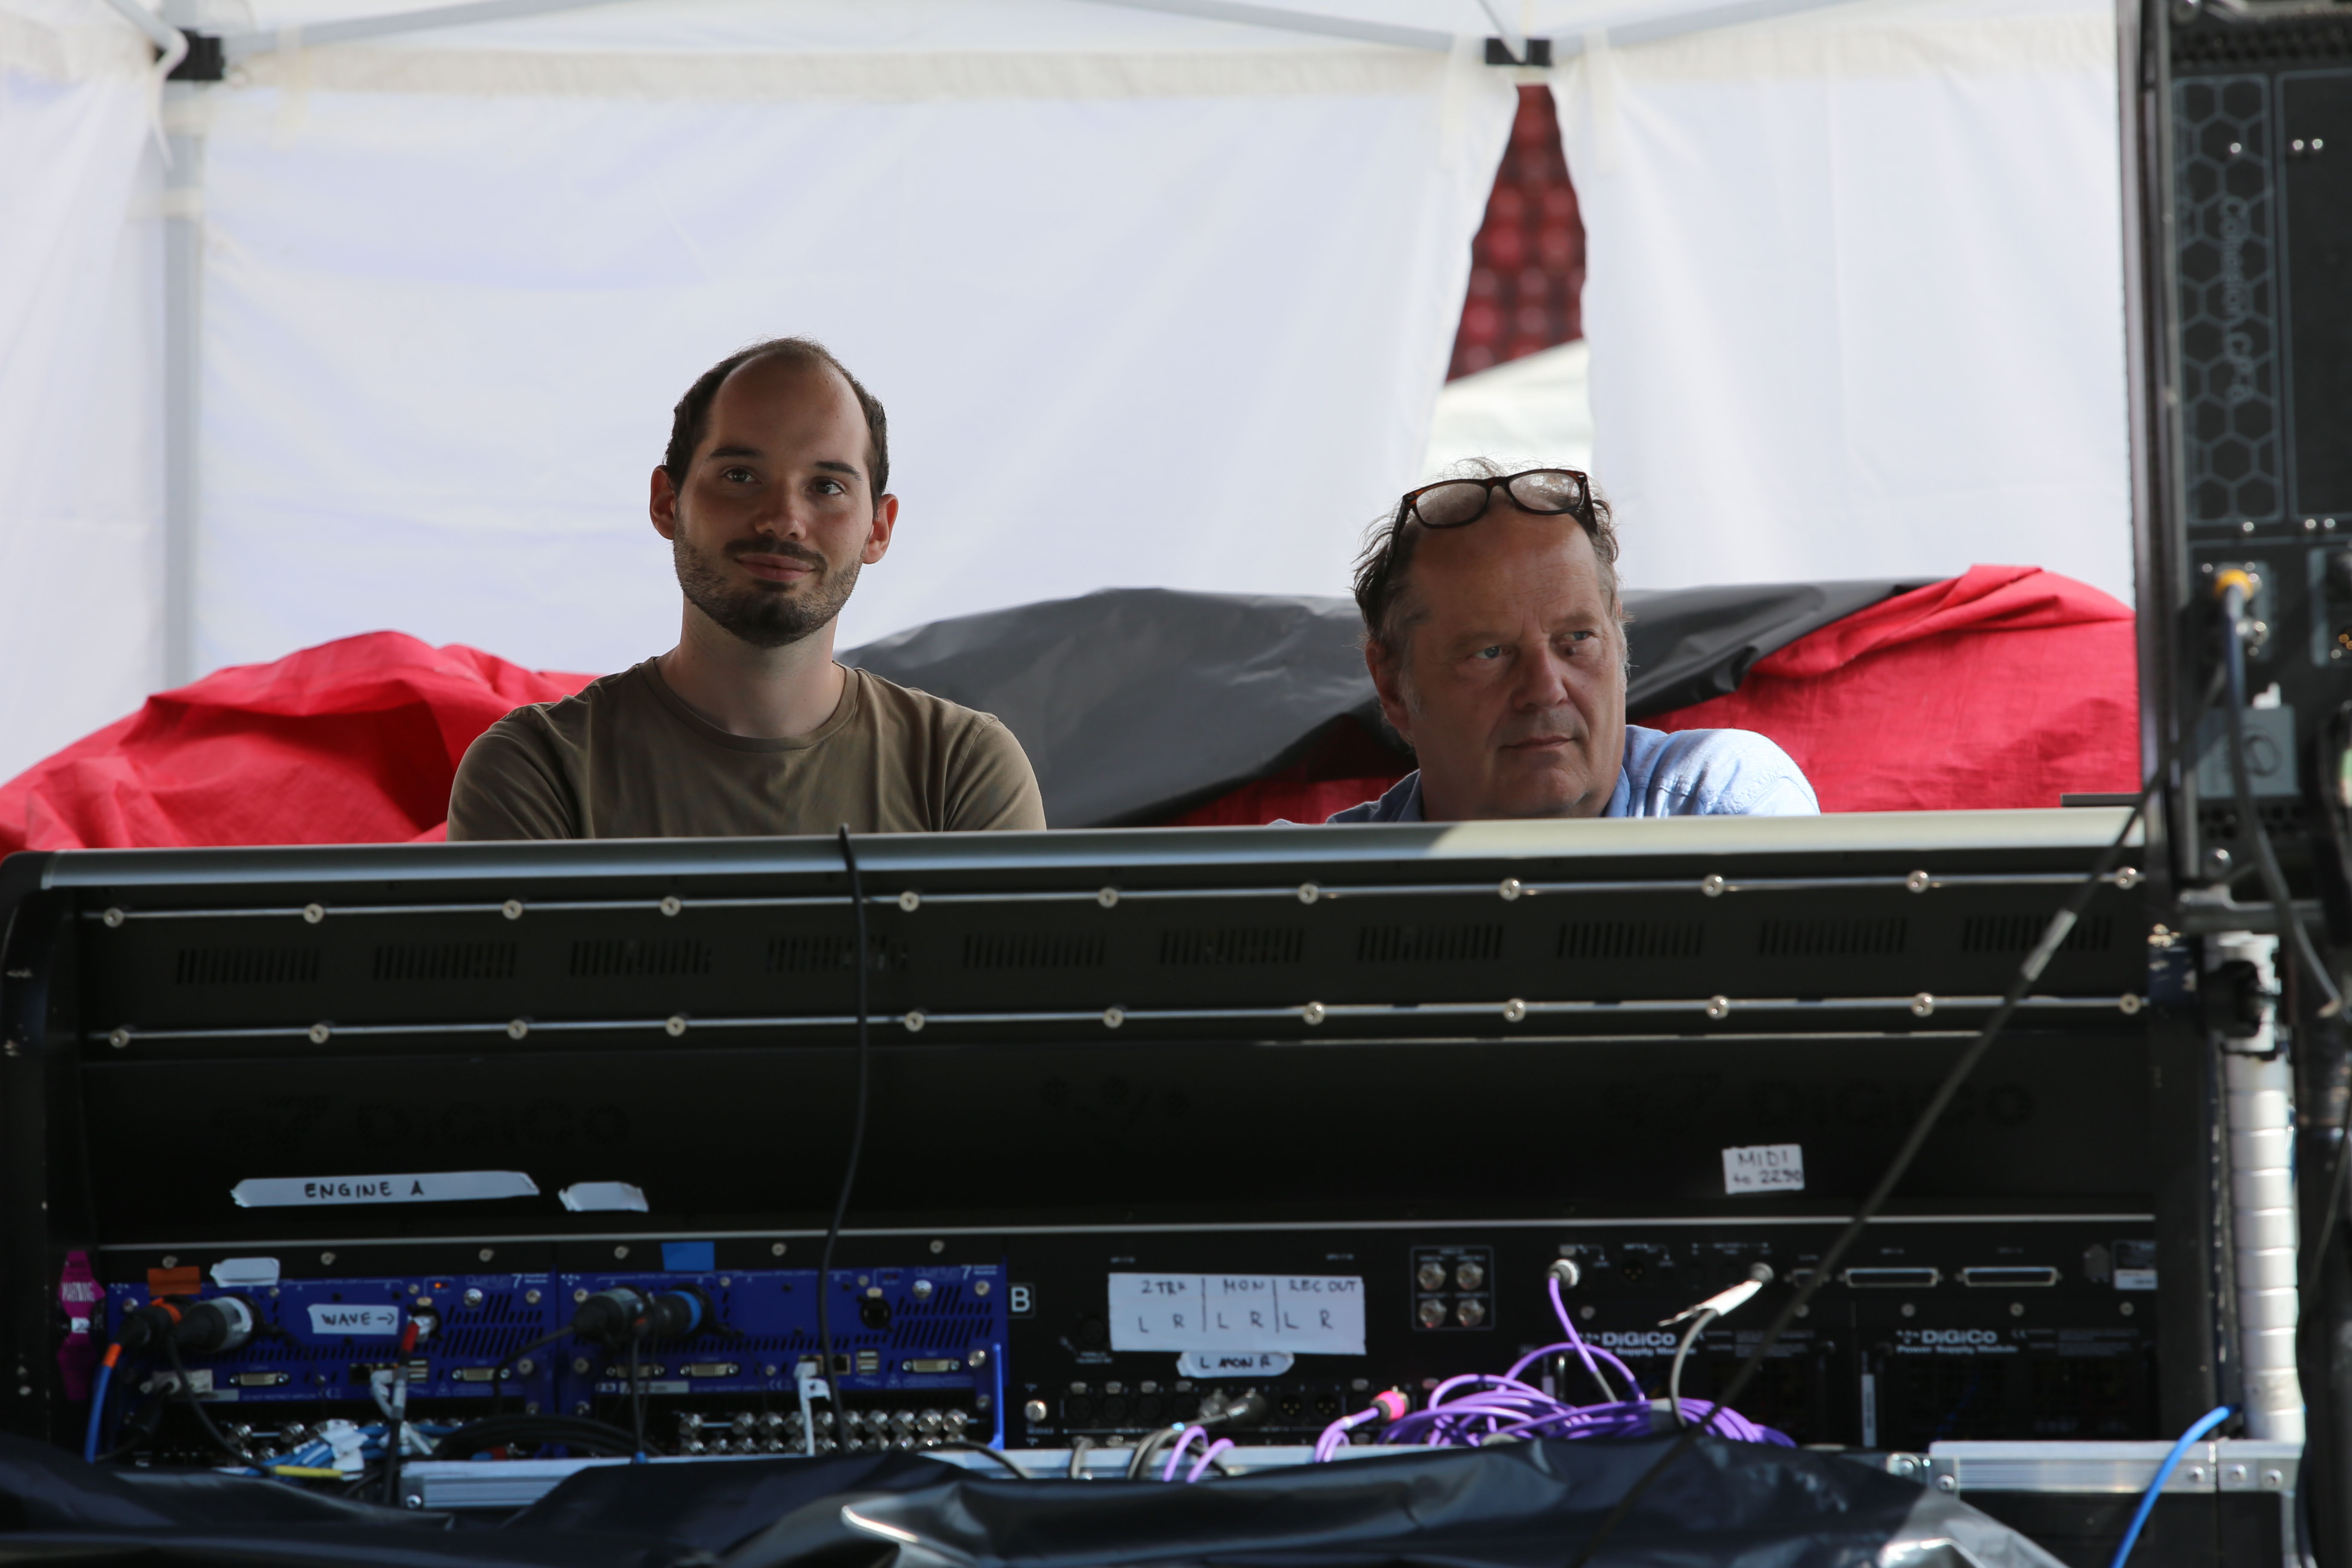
top-left (1325, 725), bottom-right (1818, 823)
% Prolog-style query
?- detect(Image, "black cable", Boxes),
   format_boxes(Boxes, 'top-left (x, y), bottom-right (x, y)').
top-left (2219, 576), bottom-right (2343, 1017)
top-left (819, 824), bottom-right (876, 1452)
top-left (627, 1329), bottom-right (648, 1458)
top-left (938, 1440), bottom-right (1029, 1479)
top-left (162, 1339), bottom-right (250, 1466)
top-left (2308, 1121), bottom-right (2352, 1295)
top-left (438, 1413), bottom-right (640, 1458)
top-left (490, 1328), bottom-right (569, 1417)
top-left (1568, 763), bottom-right (2169, 1568)
top-left (1665, 1308), bottom-right (1716, 1430)
top-left (382, 1374), bottom-right (405, 1506)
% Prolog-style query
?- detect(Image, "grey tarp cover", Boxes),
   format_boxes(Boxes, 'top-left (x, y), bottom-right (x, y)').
top-left (0, 1432), bottom-right (2069, 1568)
top-left (844, 580), bottom-right (1918, 826)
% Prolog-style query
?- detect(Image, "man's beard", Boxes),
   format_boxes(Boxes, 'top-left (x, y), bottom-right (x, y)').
top-left (673, 534), bottom-right (859, 650)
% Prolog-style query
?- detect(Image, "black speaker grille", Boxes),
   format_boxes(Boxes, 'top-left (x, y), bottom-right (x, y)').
top-left (1557, 920), bottom-right (1703, 960)
top-left (567, 938), bottom-right (712, 978)
top-left (962, 931), bottom-right (1105, 970)
top-left (1756, 917), bottom-right (1908, 958)
top-left (1959, 913), bottom-right (2113, 955)
top-left (174, 946), bottom-right (321, 986)
top-left (1356, 923), bottom-right (1506, 963)
top-left (1158, 927), bottom-right (1305, 965)
top-left (371, 941), bottom-right (516, 983)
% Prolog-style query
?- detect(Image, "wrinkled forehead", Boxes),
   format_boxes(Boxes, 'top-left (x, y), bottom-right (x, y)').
top-left (1398, 507), bottom-right (1620, 630)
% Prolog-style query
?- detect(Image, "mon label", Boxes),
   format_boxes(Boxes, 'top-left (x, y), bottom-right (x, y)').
top-left (1179, 1350), bottom-right (1295, 1378)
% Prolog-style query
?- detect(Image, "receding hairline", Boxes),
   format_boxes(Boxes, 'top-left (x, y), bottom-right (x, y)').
top-left (695, 351), bottom-right (879, 483)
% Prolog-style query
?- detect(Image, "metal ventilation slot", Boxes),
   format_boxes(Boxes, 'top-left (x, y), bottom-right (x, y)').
top-left (1556, 920), bottom-right (1702, 960)
top-left (173, 946), bottom-right (321, 986)
top-left (1755, 916), bottom-right (1908, 958)
top-left (962, 931), bottom-right (1105, 971)
top-left (567, 938), bottom-right (713, 979)
top-left (1356, 923), bottom-right (1505, 964)
top-left (1959, 914), bottom-right (2113, 955)
top-left (764, 934), bottom-right (903, 973)
top-left (1158, 927), bottom-right (1305, 966)
top-left (371, 941), bottom-right (517, 983)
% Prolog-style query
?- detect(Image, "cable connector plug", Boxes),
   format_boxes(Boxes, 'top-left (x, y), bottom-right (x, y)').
top-left (1659, 1263), bottom-right (1773, 1328)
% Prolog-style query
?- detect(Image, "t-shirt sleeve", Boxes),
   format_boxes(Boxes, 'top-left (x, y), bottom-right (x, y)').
top-left (446, 716), bottom-right (581, 841)
top-left (942, 714), bottom-right (1047, 832)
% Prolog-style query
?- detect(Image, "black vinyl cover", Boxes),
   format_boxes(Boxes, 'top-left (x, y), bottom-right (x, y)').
top-left (0, 1434), bottom-right (2062, 1568)
top-left (842, 581), bottom-right (1914, 826)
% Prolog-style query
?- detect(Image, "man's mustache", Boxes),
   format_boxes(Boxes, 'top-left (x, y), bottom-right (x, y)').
top-left (726, 540), bottom-right (827, 571)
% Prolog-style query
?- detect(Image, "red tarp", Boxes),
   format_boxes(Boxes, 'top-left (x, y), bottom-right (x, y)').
top-left (1177, 565), bottom-right (2138, 824)
top-left (0, 634), bottom-right (595, 855)
top-left (0, 565), bottom-right (2137, 853)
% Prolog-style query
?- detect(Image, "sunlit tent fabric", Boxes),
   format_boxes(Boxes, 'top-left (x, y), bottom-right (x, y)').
top-left (0, 569), bottom-right (2136, 853)
top-left (2, 0), bottom-right (2134, 793)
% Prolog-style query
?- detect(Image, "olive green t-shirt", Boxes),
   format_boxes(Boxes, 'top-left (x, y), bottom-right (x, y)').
top-left (446, 660), bottom-right (1044, 840)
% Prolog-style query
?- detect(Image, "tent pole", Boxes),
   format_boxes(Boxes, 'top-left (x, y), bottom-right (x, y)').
top-left (1543, 0), bottom-right (1876, 53)
top-left (211, 0), bottom-right (1465, 60)
top-left (161, 67), bottom-right (205, 690)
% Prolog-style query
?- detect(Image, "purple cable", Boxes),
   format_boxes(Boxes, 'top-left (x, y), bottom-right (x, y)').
top-left (1161, 1424), bottom-right (1208, 1482)
top-left (1185, 1438), bottom-right (1234, 1482)
top-left (1346, 1272), bottom-right (1793, 1457)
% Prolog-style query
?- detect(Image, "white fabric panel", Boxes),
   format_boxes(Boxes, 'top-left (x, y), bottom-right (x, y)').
top-left (190, 15), bottom-right (1514, 677)
top-left (0, 4), bottom-right (162, 784)
top-left (1421, 338), bottom-right (1593, 481)
top-left (1552, 0), bottom-right (2133, 603)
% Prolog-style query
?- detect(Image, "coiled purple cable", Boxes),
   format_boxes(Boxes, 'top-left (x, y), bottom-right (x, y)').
top-left (1312, 1269), bottom-right (1792, 1458)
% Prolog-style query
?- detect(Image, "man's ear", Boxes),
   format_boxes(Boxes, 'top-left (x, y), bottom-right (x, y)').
top-left (649, 466), bottom-right (681, 541)
top-left (861, 493), bottom-right (900, 567)
top-left (1365, 639), bottom-right (1417, 750)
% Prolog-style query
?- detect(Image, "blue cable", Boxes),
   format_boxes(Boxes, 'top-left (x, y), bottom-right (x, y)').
top-left (2108, 1404), bottom-right (2234, 1568)
top-left (82, 1361), bottom-right (112, 1464)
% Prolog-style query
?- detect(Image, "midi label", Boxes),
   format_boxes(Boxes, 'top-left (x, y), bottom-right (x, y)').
top-left (1722, 1144), bottom-right (1805, 1195)
top-left (1106, 1274), bottom-right (1365, 1355)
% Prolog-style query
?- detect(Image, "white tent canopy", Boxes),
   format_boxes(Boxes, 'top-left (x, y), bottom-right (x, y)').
top-left (0, 0), bottom-right (2129, 784)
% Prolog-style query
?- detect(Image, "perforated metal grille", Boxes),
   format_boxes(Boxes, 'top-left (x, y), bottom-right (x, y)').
top-left (2174, 75), bottom-right (2283, 526)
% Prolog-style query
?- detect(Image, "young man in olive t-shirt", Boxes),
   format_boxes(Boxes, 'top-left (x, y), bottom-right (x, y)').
top-left (448, 339), bottom-right (1044, 840)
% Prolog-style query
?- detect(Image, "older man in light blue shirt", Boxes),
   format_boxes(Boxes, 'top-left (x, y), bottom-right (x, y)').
top-left (1328, 463), bottom-right (1816, 824)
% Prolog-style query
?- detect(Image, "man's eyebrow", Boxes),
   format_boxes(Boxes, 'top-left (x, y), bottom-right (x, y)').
top-left (707, 444), bottom-right (761, 460)
top-left (814, 460), bottom-right (861, 477)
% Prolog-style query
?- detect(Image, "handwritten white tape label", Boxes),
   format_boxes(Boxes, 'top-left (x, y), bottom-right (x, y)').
top-left (230, 1171), bottom-right (539, 1208)
top-left (1178, 1350), bottom-right (1295, 1378)
top-left (211, 1257), bottom-right (281, 1288)
top-left (1107, 1274), bottom-right (1364, 1355)
top-left (1722, 1144), bottom-right (1805, 1195)
top-left (306, 1304), bottom-right (402, 1337)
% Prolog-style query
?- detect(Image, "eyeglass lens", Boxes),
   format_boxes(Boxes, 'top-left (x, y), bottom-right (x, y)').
top-left (1507, 469), bottom-right (1587, 513)
top-left (1411, 469), bottom-right (1587, 529)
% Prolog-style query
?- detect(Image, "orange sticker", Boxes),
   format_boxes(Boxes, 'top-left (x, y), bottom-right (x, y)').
top-left (146, 1266), bottom-right (201, 1297)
